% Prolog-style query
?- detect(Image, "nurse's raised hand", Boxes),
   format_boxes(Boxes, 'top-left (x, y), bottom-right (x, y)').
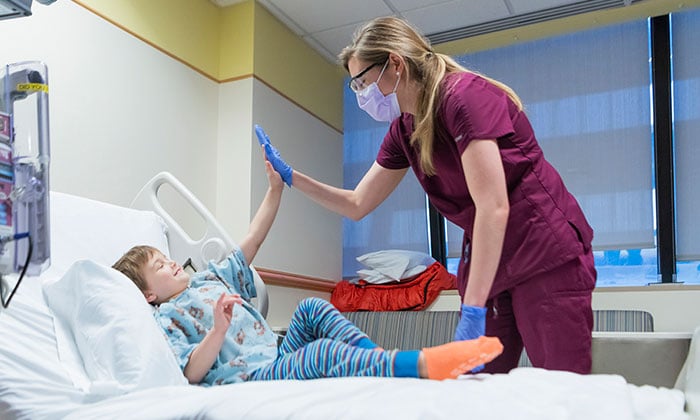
top-left (254, 124), bottom-right (293, 187)
top-left (254, 124), bottom-right (271, 146)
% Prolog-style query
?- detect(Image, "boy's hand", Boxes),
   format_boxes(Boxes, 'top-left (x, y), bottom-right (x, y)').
top-left (262, 150), bottom-right (284, 192)
top-left (254, 124), bottom-right (293, 187)
top-left (212, 293), bottom-right (243, 335)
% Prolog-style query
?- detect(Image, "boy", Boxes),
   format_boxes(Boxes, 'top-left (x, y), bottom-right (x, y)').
top-left (113, 158), bottom-right (503, 386)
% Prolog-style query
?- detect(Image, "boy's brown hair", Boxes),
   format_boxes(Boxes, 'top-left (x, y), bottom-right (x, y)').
top-left (112, 245), bottom-right (160, 293)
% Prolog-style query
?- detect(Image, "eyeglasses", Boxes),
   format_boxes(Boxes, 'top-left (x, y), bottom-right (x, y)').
top-left (348, 62), bottom-right (381, 92)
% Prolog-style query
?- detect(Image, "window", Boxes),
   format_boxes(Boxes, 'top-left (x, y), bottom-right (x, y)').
top-left (671, 8), bottom-right (700, 285)
top-left (342, 84), bottom-right (429, 278)
top-left (447, 20), bottom-right (655, 287)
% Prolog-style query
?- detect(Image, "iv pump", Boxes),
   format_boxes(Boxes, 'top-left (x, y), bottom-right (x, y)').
top-left (0, 61), bottom-right (51, 309)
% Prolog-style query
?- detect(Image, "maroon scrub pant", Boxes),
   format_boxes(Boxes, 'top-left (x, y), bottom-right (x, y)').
top-left (482, 249), bottom-right (597, 374)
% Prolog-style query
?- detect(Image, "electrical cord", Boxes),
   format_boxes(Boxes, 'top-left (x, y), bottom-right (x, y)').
top-left (0, 233), bottom-right (33, 309)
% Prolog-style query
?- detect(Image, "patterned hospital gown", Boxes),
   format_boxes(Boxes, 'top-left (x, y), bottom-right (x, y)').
top-left (154, 248), bottom-right (278, 386)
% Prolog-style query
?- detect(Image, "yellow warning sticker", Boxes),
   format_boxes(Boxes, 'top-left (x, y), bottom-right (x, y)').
top-left (16, 83), bottom-right (48, 93)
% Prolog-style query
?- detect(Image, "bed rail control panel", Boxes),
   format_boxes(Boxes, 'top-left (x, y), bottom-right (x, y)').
top-left (0, 61), bottom-right (51, 308)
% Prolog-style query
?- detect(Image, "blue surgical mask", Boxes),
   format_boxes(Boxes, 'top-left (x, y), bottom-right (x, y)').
top-left (356, 61), bottom-right (401, 122)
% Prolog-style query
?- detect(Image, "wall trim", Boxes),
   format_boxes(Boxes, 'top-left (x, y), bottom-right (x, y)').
top-left (256, 267), bottom-right (336, 293)
top-left (219, 74), bottom-right (255, 84)
top-left (435, 284), bottom-right (700, 296)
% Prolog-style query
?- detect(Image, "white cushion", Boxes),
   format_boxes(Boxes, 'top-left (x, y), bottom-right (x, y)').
top-left (356, 250), bottom-right (435, 282)
top-left (43, 260), bottom-right (187, 396)
top-left (356, 268), bottom-right (397, 284)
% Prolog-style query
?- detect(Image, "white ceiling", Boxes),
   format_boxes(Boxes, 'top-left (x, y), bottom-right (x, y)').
top-left (210, 0), bottom-right (632, 63)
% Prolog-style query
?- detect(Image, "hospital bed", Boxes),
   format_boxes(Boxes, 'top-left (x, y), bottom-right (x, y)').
top-left (0, 172), bottom-right (697, 420)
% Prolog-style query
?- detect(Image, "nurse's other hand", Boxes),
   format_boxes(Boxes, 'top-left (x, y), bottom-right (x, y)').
top-left (454, 304), bottom-right (488, 372)
top-left (454, 304), bottom-right (486, 340)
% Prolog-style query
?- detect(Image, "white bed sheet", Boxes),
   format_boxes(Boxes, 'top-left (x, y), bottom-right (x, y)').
top-left (66, 371), bottom-right (689, 420)
top-left (63, 368), bottom-right (687, 420)
top-left (0, 270), bottom-right (692, 420)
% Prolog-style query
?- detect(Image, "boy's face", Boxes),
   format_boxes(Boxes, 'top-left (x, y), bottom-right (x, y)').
top-left (142, 251), bottom-right (191, 304)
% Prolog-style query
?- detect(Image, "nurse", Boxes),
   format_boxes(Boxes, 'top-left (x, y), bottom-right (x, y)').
top-left (259, 16), bottom-right (597, 374)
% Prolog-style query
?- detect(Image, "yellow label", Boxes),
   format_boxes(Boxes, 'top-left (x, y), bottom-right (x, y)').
top-left (16, 83), bottom-right (49, 93)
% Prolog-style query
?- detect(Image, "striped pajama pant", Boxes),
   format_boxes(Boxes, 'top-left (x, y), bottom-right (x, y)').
top-left (249, 297), bottom-right (400, 380)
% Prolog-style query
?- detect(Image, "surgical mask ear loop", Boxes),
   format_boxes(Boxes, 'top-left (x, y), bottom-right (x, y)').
top-left (375, 60), bottom-right (389, 83)
top-left (377, 62), bottom-right (400, 95)
top-left (392, 72), bottom-right (401, 93)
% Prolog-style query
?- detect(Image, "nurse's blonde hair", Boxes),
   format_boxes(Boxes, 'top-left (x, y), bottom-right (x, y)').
top-left (339, 17), bottom-right (523, 176)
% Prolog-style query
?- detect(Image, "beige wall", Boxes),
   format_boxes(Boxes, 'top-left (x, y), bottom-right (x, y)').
top-left (215, 78), bottom-right (255, 243)
top-left (250, 79), bottom-right (343, 280)
top-left (265, 285), bottom-right (331, 330)
top-left (213, 77), bottom-right (344, 280)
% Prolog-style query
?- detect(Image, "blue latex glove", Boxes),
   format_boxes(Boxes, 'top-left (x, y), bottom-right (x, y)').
top-left (454, 304), bottom-right (487, 341)
top-left (454, 304), bottom-right (488, 372)
top-left (254, 124), bottom-right (293, 187)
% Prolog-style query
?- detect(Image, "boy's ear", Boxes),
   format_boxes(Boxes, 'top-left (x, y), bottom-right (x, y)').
top-left (144, 290), bottom-right (157, 303)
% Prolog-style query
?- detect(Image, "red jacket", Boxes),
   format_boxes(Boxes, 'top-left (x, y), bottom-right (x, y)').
top-left (331, 262), bottom-right (456, 312)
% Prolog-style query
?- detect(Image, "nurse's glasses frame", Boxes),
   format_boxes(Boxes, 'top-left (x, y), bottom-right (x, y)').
top-left (348, 62), bottom-right (381, 92)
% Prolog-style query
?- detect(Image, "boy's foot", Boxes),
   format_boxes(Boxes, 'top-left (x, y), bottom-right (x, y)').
top-left (422, 336), bottom-right (503, 380)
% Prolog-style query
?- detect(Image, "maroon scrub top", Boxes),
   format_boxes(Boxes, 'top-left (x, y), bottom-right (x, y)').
top-left (377, 72), bottom-right (594, 297)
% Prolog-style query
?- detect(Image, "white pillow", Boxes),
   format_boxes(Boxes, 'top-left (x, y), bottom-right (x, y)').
top-left (43, 260), bottom-right (187, 396)
top-left (356, 266), bottom-right (431, 284)
top-left (356, 268), bottom-right (397, 284)
top-left (48, 191), bottom-right (170, 277)
top-left (356, 250), bottom-right (436, 281)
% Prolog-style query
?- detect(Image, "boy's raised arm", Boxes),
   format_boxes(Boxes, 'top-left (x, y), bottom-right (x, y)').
top-left (239, 150), bottom-right (284, 265)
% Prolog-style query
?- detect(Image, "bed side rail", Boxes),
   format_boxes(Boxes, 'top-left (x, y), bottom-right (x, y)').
top-left (129, 171), bottom-right (268, 318)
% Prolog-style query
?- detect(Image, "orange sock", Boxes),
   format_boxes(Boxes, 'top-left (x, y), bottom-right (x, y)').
top-left (422, 336), bottom-right (503, 380)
